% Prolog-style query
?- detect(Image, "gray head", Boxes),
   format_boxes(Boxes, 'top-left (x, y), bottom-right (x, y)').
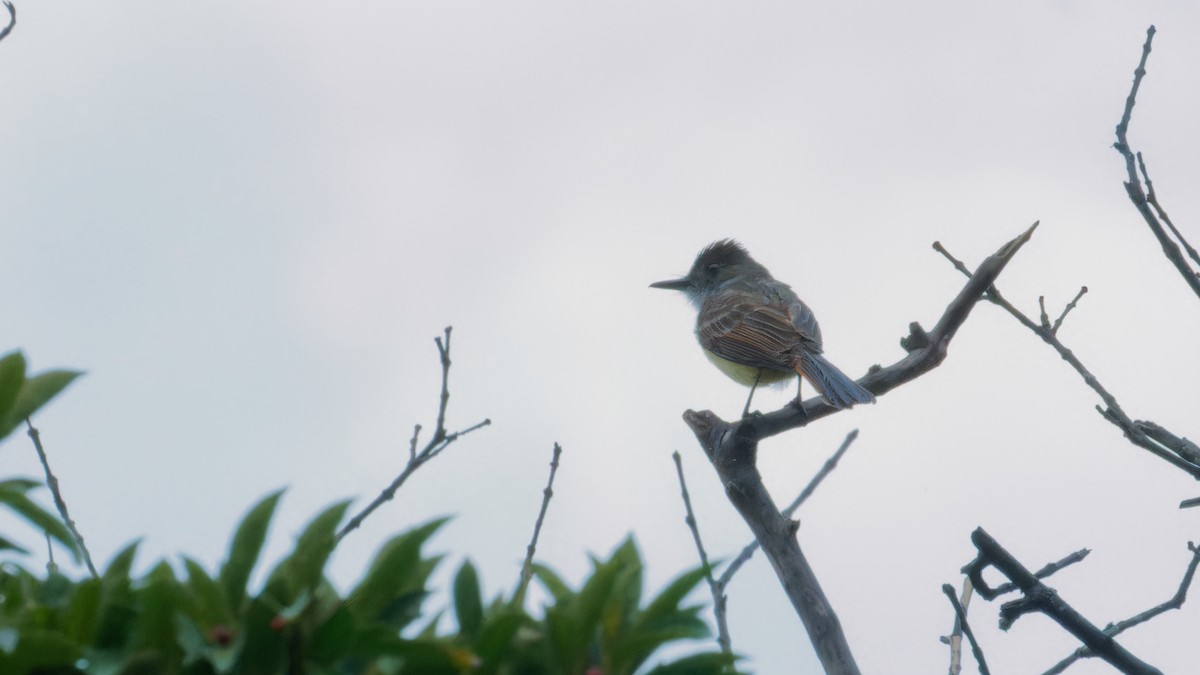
top-left (650, 239), bottom-right (773, 304)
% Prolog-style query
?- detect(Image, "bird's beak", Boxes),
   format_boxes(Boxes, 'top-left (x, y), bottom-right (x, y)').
top-left (649, 277), bottom-right (691, 291)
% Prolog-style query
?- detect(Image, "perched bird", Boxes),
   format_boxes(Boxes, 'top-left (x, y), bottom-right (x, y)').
top-left (651, 239), bottom-right (875, 415)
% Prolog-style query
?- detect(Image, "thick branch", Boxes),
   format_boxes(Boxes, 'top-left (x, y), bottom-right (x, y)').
top-left (718, 429), bottom-right (858, 588)
top-left (989, 547), bottom-right (1091, 596)
top-left (965, 528), bottom-right (1161, 675)
top-left (1112, 25), bottom-right (1200, 301)
top-left (679, 224), bottom-right (1037, 675)
top-left (745, 222), bottom-right (1038, 441)
top-left (1042, 542), bottom-right (1200, 674)
top-left (684, 409), bottom-right (858, 674)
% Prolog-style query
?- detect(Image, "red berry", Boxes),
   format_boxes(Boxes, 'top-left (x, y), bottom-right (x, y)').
top-left (209, 624), bottom-right (233, 646)
top-left (270, 615), bottom-right (288, 631)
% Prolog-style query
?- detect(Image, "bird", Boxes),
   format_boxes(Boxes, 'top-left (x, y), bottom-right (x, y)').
top-left (651, 239), bottom-right (875, 416)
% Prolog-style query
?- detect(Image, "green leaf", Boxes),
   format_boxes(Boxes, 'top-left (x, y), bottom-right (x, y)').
top-left (637, 564), bottom-right (710, 628)
top-left (271, 499), bottom-right (351, 600)
top-left (62, 578), bottom-right (103, 645)
top-left (530, 563), bottom-right (573, 603)
top-left (345, 517), bottom-right (447, 626)
top-left (365, 636), bottom-right (470, 673)
top-left (0, 480), bottom-right (80, 563)
top-left (0, 352), bottom-right (26, 439)
top-left (0, 367), bottom-right (84, 437)
top-left (35, 571), bottom-right (74, 607)
top-left (219, 488), bottom-right (284, 610)
top-left (0, 533), bottom-right (30, 556)
top-left (236, 598), bottom-right (286, 675)
top-left (103, 540), bottom-right (141, 583)
top-left (453, 560), bottom-right (483, 639)
top-left (183, 556), bottom-right (232, 628)
top-left (135, 561), bottom-right (182, 652)
top-left (4, 629), bottom-right (84, 671)
top-left (614, 613), bottom-right (711, 673)
top-left (95, 540), bottom-right (140, 649)
top-left (473, 610), bottom-right (526, 667)
top-left (310, 604), bottom-right (356, 662)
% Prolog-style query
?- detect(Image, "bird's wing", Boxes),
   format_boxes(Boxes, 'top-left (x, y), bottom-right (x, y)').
top-left (697, 297), bottom-right (813, 370)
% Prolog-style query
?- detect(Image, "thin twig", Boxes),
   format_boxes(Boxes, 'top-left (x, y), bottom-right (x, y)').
top-left (1137, 153), bottom-right (1200, 269)
top-left (934, 241), bottom-right (1200, 479)
top-left (513, 443), bottom-right (563, 608)
top-left (1050, 287), bottom-right (1088, 335)
top-left (717, 429), bottom-right (858, 588)
top-left (1112, 26), bottom-right (1200, 301)
top-left (1038, 296), bottom-right (1051, 330)
top-left (673, 451), bottom-right (732, 655)
top-left (1042, 542), bottom-right (1200, 674)
top-left (942, 577), bottom-right (974, 675)
top-left (943, 582), bottom-right (990, 675)
top-left (25, 419), bottom-right (98, 578)
top-left (989, 547), bottom-right (1091, 596)
top-left (336, 327), bottom-right (491, 542)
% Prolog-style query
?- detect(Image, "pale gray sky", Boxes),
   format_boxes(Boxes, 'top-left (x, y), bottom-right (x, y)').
top-left (4, 2), bottom-right (1200, 672)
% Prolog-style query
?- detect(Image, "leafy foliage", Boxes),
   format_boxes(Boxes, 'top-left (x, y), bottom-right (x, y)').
top-left (0, 350), bottom-right (83, 443)
top-left (0, 496), bottom-right (738, 675)
top-left (0, 352), bottom-right (738, 673)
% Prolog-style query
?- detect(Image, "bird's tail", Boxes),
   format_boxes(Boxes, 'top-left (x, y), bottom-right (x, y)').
top-left (796, 352), bottom-right (876, 409)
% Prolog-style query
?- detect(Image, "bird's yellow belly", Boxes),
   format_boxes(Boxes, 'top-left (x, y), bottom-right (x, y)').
top-left (703, 350), bottom-right (794, 387)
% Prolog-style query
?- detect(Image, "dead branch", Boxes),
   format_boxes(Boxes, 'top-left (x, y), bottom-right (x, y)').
top-left (682, 223), bottom-right (1038, 675)
top-left (965, 527), bottom-right (1161, 675)
top-left (1041, 542), bottom-right (1200, 674)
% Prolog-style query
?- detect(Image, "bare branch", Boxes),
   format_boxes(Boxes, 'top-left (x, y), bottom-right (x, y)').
top-left (1042, 542), bottom-right (1200, 674)
top-left (672, 451), bottom-right (732, 655)
top-left (26, 419), bottom-right (98, 578)
top-left (965, 528), bottom-right (1161, 675)
top-left (935, 241), bottom-right (1200, 479)
top-left (513, 443), bottom-right (563, 608)
top-left (745, 222), bottom-right (1038, 442)
top-left (336, 327), bottom-right (491, 542)
top-left (1112, 26), bottom-right (1200, 301)
top-left (680, 223), bottom-right (1038, 675)
top-left (989, 547), bottom-right (1091, 596)
top-left (942, 582), bottom-right (991, 675)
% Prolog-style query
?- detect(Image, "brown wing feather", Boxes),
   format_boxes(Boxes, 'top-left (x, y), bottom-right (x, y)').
top-left (697, 293), bottom-right (820, 371)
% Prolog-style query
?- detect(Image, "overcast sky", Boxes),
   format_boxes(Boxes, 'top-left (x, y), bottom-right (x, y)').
top-left (4, 2), bottom-right (1200, 673)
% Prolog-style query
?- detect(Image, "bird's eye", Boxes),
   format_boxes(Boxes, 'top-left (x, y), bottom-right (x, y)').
top-left (706, 264), bottom-right (720, 276)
